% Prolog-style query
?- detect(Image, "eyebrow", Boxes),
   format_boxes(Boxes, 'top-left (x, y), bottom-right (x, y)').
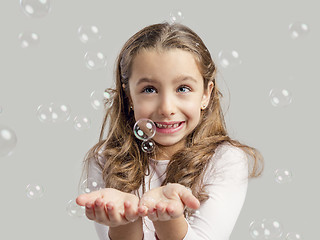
top-left (136, 75), bottom-right (198, 86)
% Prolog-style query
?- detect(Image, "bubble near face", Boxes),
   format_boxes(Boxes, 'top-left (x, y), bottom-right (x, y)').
top-left (73, 115), bottom-right (91, 131)
top-left (133, 119), bottom-right (156, 141)
top-left (20, 0), bottom-right (52, 18)
top-left (26, 184), bottom-right (44, 199)
top-left (66, 199), bottom-right (85, 217)
top-left (218, 49), bottom-right (242, 68)
top-left (0, 125), bottom-right (17, 157)
top-left (84, 51), bottom-right (107, 70)
top-left (141, 140), bottom-right (155, 153)
top-left (78, 25), bottom-right (102, 43)
top-left (269, 88), bottom-right (293, 107)
top-left (36, 103), bottom-right (71, 123)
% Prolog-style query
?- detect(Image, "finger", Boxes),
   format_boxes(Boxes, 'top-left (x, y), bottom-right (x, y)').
top-left (76, 191), bottom-right (103, 206)
top-left (106, 202), bottom-right (122, 224)
top-left (85, 202), bottom-right (96, 220)
top-left (94, 198), bottom-right (109, 224)
top-left (155, 202), bottom-right (171, 221)
top-left (178, 189), bottom-right (200, 210)
top-left (138, 205), bottom-right (148, 217)
top-left (124, 201), bottom-right (138, 222)
top-left (166, 203), bottom-right (183, 219)
top-left (147, 208), bottom-right (158, 222)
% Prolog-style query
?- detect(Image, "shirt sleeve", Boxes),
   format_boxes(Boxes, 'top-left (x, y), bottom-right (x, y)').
top-left (183, 144), bottom-right (249, 240)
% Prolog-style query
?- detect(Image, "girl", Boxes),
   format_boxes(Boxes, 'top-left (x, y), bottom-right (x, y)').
top-left (76, 22), bottom-right (264, 240)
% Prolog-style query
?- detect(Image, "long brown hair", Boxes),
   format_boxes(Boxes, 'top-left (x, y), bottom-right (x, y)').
top-left (81, 21), bottom-right (264, 217)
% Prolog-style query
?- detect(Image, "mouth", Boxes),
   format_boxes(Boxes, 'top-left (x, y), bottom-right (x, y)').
top-left (154, 121), bottom-right (184, 129)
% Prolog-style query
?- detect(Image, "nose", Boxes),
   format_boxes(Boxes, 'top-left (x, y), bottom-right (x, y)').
top-left (157, 93), bottom-right (175, 117)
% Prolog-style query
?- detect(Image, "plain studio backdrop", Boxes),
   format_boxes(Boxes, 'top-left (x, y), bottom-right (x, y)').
top-left (0, 0), bottom-right (319, 239)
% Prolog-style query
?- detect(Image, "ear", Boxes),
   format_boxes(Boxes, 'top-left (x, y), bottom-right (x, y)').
top-left (201, 81), bottom-right (214, 108)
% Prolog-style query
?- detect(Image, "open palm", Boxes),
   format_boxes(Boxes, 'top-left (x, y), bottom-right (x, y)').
top-left (138, 183), bottom-right (200, 221)
top-left (76, 188), bottom-right (140, 227)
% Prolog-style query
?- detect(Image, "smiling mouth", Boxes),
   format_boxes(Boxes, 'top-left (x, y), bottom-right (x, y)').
top-left (155, 122), bottom-right (183, 129)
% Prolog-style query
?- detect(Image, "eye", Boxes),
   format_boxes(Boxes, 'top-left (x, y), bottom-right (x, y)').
top-left (142, 86), bottom-right (157, 94)
top-left (177, 85), bottom-right (191, 93)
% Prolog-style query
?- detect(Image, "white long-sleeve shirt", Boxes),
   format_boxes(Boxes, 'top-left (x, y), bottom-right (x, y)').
top-left (88, 142), bottom-right (249, 240)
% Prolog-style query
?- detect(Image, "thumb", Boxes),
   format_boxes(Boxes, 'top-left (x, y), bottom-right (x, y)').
top-left (178, 188), bottom-right (200, 210)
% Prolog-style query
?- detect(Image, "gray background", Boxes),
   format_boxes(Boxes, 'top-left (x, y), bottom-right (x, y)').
top-left (0, 0), bottom-right (319, 239)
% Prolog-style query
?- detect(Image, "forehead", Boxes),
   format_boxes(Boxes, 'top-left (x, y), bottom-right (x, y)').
top-left (130, 49), bottom-right (203, 82)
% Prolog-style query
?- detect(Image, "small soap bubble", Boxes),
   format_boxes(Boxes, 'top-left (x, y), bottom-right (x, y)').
top-left (18, 32), bottom-right (40, 48)
top-left (36, 103), bottom-right (71, 123)
top-left (218, 49), bottom-right (242, 68)
top-left (249, 218), bottom-right (283, 239)
top-left (84, 51), bottom-right (107, 70)
top-left (20, 0), bottom-right (52, 18)
top-left (0, 106), bottom-right (2, 114)
top-left (0, 125), bottom-right (18, 157)
top-left (103, 88), bottom-right (114, 106)
top-left (289, 22), bottom-right (310, 39)
top-left (133, 119), bottom-right (156, 141)
top-left (141, 140), bottom-right (155, 153)
top-left (26, 184), bottom-right (44, 199)
top-left (269, 88), bottom-right (293, 107)
top-left (286, 232), bottom-right (303, 240)
top-left (249, 219), bottom-right (265, 239)
top-left (274, 169), bottom-right (293, 183)
top-left (169, 9), bottom-right (184, 23)
top-left (90, 90), bottom-right (104, 110)
top-left (66, 199), bottom-right (85, 217)
top-left (262, 218), bottom-right (283, 239)
top-left (73, 115), bottom-right (91, 131)
top-left (78, 25), bottom-right (102, 43)
top-left (79, 178), bottom-right (104, 194)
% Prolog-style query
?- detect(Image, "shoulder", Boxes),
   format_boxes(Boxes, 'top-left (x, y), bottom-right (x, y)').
top-left (204, 142), bottom-right (249, 183)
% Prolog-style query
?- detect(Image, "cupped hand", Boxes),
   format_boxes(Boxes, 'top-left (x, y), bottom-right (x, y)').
top-left (138, 183), bottom-right (200, 221)
top-left (76, 188), bottom-right (141, 227)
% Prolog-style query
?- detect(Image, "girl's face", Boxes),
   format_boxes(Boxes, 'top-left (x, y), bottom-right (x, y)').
top-left (128, 49), bottom-right (213, 154)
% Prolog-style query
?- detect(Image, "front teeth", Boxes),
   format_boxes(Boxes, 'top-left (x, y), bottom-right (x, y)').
top-left (156, 123), bottom-right (180, 128)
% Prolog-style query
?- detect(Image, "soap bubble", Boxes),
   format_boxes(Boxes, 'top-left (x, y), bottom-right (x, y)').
top-left (84, 51), bottom-right (107, 70)
top-left (26, 184), bottom-right (44, 199)
top-left (79, 178), bottom-right (104, 194)
top-left (289, 22), bottom-right (310, 39)
top-left (78, 25), bottom-right (102, 43)
top-left (286, 232), bottom-right (303, 240)
top-left (169, 9), bottom-right (184, 23)
top-left (0, 125), bottom-right (18, 157)
top-left (103, 88), bottom-right (114, 106)
top-left (274, 169), bottom-right (293, 184)
top-left (141, 140), bottom-right (155, 153)
top-left (269, 88), bottom-right (293, 107)
top-left (18, 32), bottom-right (40, 48)
top-left (249, 218), bottom-right (283, 239)
top-left (90, 90), bottom-right (104, 110)
top-left (133, 119), bottom-right (156, 141)
top-left (66, 199), bottom-right (85, 217)
top-left (218, 49), bottom-right (242, 68)
top-left (36, 103), bottom-right (71, 123)
top-left (73, 115), bottom-right (91, 131)
top-left (20, 0), bottom-right (52, 18)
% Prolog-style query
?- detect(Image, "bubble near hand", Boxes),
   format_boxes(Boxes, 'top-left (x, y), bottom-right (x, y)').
top-left (133, 119), bottom-right (156, 141)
